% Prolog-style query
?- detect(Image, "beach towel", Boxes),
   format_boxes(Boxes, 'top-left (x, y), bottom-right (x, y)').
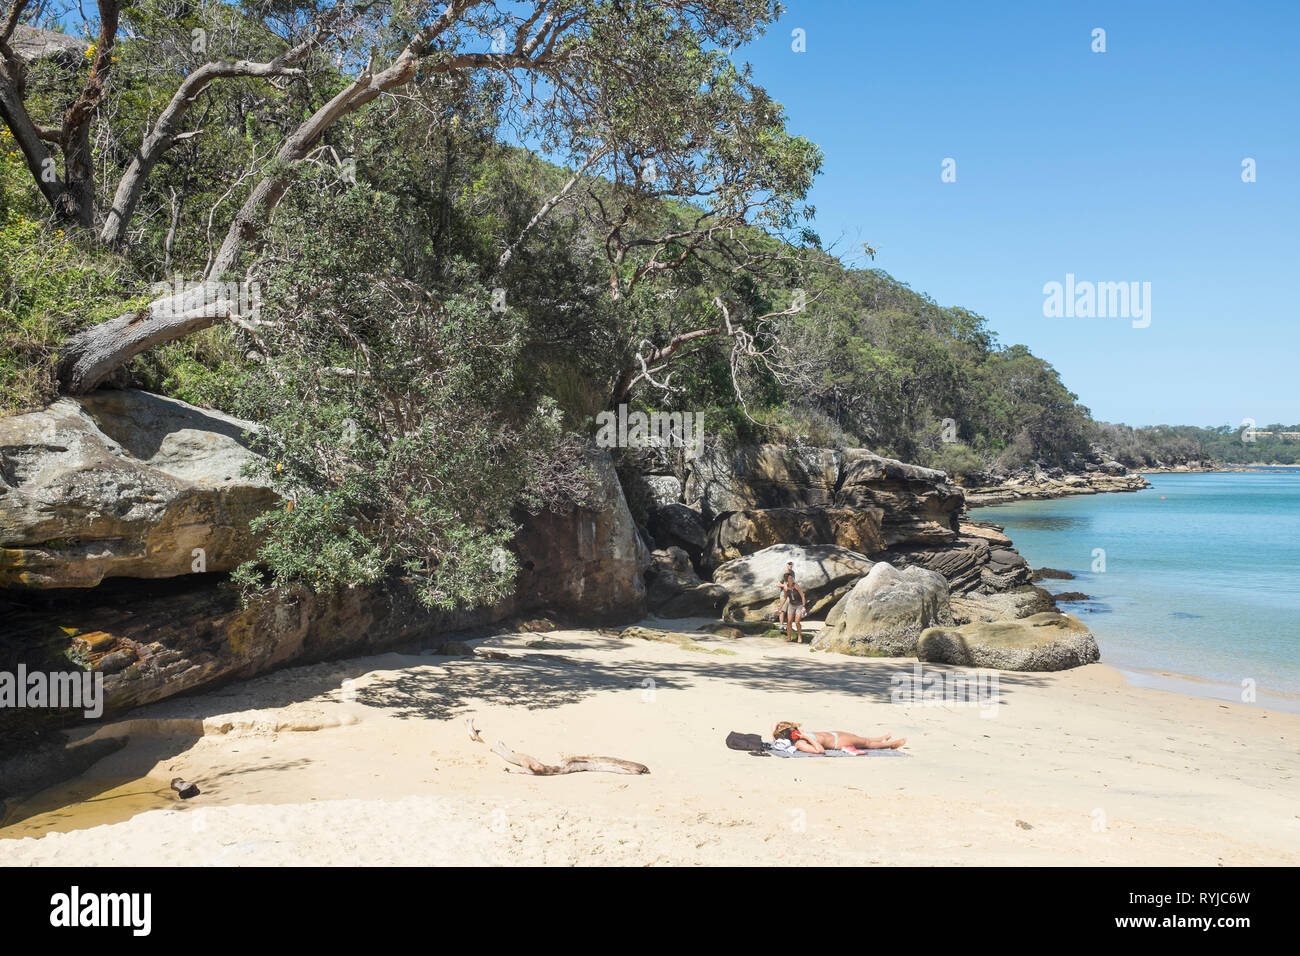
top-left (766, 744), bottom-right (907, 757)
top-left (728, 732), bottom-right (908, 757)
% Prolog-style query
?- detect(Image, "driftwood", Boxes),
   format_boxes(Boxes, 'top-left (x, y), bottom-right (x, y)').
top-left (465, 717), bottom-right (649, 776)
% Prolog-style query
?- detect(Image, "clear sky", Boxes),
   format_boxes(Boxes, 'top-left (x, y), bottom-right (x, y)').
top-left (736, 0), bottom-right (1298, 427)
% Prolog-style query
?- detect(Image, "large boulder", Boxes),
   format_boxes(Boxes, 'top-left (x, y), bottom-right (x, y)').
top-left (511, 446), bottom-right (650, 623)
top-left (0, 391), bottom-right (279, 588)
top-left (916, 612), bottom-right (1100, 671)
top-left (813, 562), bottom-right (953, 656)
top-left (705, 506), bottom-right (887, 569)
top-left (645, 547), bottom-right (728, 618)
top-left (712, 543), bottom-right (875, 622)
top-left (950, 585), bottom-right (1056, 624)
top-left (834, 449), bottom-right (963, 545)
top-left (646, 503), bottom-right (708, 563)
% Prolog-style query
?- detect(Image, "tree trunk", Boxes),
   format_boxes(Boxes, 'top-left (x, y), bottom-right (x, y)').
top-left (57, 283), bottom-right (239, 394)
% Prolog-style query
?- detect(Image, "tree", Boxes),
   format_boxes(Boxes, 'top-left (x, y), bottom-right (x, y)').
top-left (1, 0), bottom-right (819, 395)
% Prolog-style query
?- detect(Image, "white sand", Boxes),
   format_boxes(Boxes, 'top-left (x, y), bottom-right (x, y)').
top-left (2, 622), bottom-right (1297, 865)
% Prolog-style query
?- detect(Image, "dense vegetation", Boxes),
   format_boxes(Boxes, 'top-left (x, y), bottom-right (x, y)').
top-left (2, 1), bottom-right (1286, 611)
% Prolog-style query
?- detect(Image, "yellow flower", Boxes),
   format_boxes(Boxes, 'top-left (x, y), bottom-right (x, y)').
top-left (84, 44), bottom-right (95, 58)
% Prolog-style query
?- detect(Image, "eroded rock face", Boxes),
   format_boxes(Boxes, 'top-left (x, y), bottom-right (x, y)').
top-left (834, 450), bottom-right (963, 545)
top-left (0, 391), bottom-right (279, 588)
top-left (644, 547), bottom-right (729, 618)
top-left (511, 447), bottom-right (649, 624)
top-left (705, 506), bottom-right (886, 570)
top-left (916, 612), bottom-right (1100, 671)
top-left (1, 398), bottom-right (651, 742)
top-left (684, 444), bottom-right (842, 520)
top-left (647, 503), bottom-right (708, 563)
top-left (712, 543), bottom-right (875, 622)
top-left (813, 562), bottom-right (953, 657)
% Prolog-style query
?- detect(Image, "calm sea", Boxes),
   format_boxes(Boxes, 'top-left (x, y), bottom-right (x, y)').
top-left (971, 470), bottom-right (1300, 707)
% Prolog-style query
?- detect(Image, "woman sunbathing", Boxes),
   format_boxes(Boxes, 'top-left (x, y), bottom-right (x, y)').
top-left (773, 720), bottom-right (906, 754)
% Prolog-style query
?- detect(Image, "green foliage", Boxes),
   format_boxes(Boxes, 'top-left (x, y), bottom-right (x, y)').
top-left (0, 133), bottom-right (146, 411)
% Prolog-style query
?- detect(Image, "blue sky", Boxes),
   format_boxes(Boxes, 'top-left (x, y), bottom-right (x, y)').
top-left (737, 0), bottom-right (1298, 426)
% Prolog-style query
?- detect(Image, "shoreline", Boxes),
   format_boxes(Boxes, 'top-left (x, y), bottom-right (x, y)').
top-left (1, 623), bottom-right (1296, 865)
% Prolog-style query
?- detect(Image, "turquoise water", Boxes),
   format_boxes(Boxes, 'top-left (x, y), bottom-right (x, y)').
top-left (971, 471), bottom-right (1300, 699)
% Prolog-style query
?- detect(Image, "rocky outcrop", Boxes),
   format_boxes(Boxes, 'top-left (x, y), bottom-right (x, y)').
top-left (963, 470), bottom-right (1149, 507)
top-left (644, 547), bottom-right (728, 618)
top-left (647, 503), bottom-right (709, 563)
top-left (684, 444), bottom-right (841, 520)
top-left (813, 562), bottom-right (952, 656)
top-left (1, 393), bottom-right (648, 740)
top-left (949, 585), bottom-right (1056, 624)
top-left (705, 506), bottom-right (886, 569)
top-left (712, 543), bottom-right (875, 622)
top-left (0, 391), bottom-right (279, 588)
top-left (834, 450), bottom-right (962, 545)
top-left (916, 611), bottom-right (1100, 671)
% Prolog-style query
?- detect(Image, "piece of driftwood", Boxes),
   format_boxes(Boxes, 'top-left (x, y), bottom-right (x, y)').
top-left (464, 715), bottom-right (648, 775)
top-left (170, 777), bottom-right (200, 799)
top-left (490, 740), bottom-right (649, 775)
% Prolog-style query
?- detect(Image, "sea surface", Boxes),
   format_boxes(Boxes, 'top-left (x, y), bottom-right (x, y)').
top-left (971, 470), bottom-right (1300, 707)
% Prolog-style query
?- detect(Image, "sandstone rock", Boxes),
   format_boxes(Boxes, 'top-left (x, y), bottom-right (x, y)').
top-left (982, 547), bottom-right (1032, 590)
top-left (511, 447), bottom-right (650, 623)
top-left (950, 585), bottom-right (1055, 624)
top-left (684, 443), bottom-right (841, 520)
top-left (0, 391), bottom-right (279, 588)
top-left (834, 449), bottom-right (962, 545)
top-left (712, 543), bottom-right (875, 622)
top-left (883, 537), bottom-right (991, 594)
top-left (647, 503), bottom-right (708, 562)
top-left (917, 612), bottom-right (1100, 671)
top-left (813, 562), bottom-right (952, 656)
top-left (645, 547), bottom-right (727, 618)
top-left (959, 520), bottom-right (1012, 548)
top-left (705, 506), bottom-right (886, 569)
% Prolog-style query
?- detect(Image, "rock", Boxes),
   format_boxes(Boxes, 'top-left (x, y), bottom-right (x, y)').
top-left (982, 548), bottom-right (1032, 590)
top-left (705, 506), bottom-right (886, 569)
top-left (656, 584), bottom-right (729, 619)
top-left (950, 586), bottom-right (1055, 624)
top-left (916, 611), bottom-right (1100, 671)
top-left (645, 547), bottom-right (727, 618)
top-left (1053, 591), bottom-right (1091, 603)
top-left (1031, 567), bottom-right (1075, 582)
top-left (712, 543), bottom-right (875, 622)
top-left (883, 536), bottom-right (991, 593)
top-left (644, 475), bottom-right (683, 507)
top-left (834, 449), bottom-right (962, 545)
top-left (696, 623), bottom-right (743, 640)
top-left (684, 444), bottom-right (841, 520)
top-left (436, 640), bottom-right (475, 656)
top-left (646, 503), bottom-right (708, 563)
top-left (813, 563), bottom-right (952, 656)
top-left (959, 520), bottom-right (1012, 548)
top-left (511, 447), bottom-right (650, 623)
top-left (1, 426), bottom-right (650, 738)
top-left (0, 390), bottom-right (280, 588)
